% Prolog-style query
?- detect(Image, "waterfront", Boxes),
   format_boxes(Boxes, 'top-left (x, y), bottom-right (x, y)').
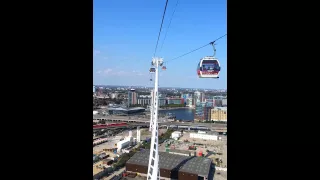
top-left (159, 108), bottom-right (195, 121)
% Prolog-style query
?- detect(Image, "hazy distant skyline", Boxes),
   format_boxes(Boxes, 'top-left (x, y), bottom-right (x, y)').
top-left (94, 0), bottom-right (227, 89)
top-left (93, 84), bottom-right (226, 90)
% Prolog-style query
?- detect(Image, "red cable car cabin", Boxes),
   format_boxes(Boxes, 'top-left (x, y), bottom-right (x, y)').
top-left (197, 56), bottom-right (221, 78)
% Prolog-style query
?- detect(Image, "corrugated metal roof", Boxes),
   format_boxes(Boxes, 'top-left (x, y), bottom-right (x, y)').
top-left (179, 157), bottom-right (212, 176)
top-left (126, 150), bottom-right (191, 170)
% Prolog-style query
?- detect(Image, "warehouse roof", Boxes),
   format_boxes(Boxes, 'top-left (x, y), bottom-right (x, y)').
top-left (126, 150), bottom-right (191, 170)
top-left (179, 157), bottom-right (212, 176)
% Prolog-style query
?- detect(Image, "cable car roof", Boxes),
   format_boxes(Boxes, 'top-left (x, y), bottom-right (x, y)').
top-left (201, 56), bottom-right (217, 59)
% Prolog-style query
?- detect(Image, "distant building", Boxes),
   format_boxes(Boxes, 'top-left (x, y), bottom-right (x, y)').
top-left (181, 93), bottom-right (191, 102)
top-left (159, 98), bottom-right (166, 106)
top-left (137, 97), bottom-right (166, 106)
top-left (128, 89), bottom-right (138, 106)
top-left (194, 102), bottom-right (204, 121)
top-left (222, 98), bottom-right (227, 107)
top-left (194, 91), bottom-right (205, 108)
top-left (167, 98), bottom-right (184, 105)
top-left (203, 107), bottom-right (212, 121)
top-left (213, 96), bottom-right (223, 107)
top-left (205, 99), bottom-right (215, 107)
top-left (110, 93), bottom-right (118, 99)
top-left (194, 102), bottom-right (212, 122)
top-left (186, 98), bottom-right (193, 107)
top-left (200, 93), bottom-right (205, 102)
top-left (210, 107), bottom-right (227, 122)
top-left (214, 99), bottom-right (222, 107)
top-left (137, 97), bottom-right (151, 106)
top-left (194, 91), bottom-right (201, 104)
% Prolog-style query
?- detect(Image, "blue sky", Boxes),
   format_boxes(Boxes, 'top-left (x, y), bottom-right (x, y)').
top-left (94, 0), bottom-right (226, 89)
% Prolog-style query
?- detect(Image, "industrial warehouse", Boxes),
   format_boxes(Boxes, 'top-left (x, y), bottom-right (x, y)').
top-left (126, 150), bottom-right (213, 180)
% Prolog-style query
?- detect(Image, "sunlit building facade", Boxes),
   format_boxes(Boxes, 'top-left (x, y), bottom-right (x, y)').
top-left (210, 107), bottom-right (227, 122)
top-left (128, 89), bottom-right (138, 106)
top-left (137, 97), bottom-right (166, 106)
top-left (186, 98), bottom-right (193, 107)
top-left (167, 98), bottom-right (184, 105)
top-left (222, 98), bottom-right (227, 107)
top-left (194, 102), bottom-right (212, 122)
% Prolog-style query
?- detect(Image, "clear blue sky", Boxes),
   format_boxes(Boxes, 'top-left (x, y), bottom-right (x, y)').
top-left (94, 0), bottom-right (227, 89)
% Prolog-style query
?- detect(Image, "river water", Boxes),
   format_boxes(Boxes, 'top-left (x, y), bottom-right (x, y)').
top-left (159, 108), bottom-right (194, 121)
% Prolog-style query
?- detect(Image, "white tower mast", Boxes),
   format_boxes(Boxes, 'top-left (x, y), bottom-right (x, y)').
top-left (147, 57), bottom-right (163, 180)
top-left (149, 89), bottom-right (154, 132)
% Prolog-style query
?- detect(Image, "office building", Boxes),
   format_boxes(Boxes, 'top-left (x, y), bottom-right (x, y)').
top-left (186, 98), bottom-right (193, 107)
top-left (210, 107), bottom-right (227, 122)
top-left (194, 102), bottom-right (212, 122)
top-left (167, 98), bottom-right (184, 105)
top-left (128, 89), bottom-right (138, 106)
top-left (137, 97), bottom-right (166, 106)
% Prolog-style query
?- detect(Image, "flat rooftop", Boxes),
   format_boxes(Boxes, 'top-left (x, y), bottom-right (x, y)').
top-left (179, 157), bottom-right (212, 176)
top-left (190, 131), bottom-right (219, 136)
top-left (126, 150), bottom-right (190, 170)
top-left (108, 107), bottom-right (145, 111)
top-left (212, 107), bottom-right (227, 111)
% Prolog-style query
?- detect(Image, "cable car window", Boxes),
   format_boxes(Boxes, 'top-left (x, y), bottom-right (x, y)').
top-left (202, 64), bottom-right (215, 71)
top-left (202, 60), bottom-right (213, 64)
top-left (214, 65), bottom-right (220, 71)
top-left (202, 65), bottom-right (206, 70)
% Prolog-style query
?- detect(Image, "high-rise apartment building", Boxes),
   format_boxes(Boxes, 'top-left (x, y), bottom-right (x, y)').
top-left (128, 89), bottom-right (138, 106)
top-left (186, 98), bottom-right (193, 107)
top-left (210, 107), bottom-right (227, 122)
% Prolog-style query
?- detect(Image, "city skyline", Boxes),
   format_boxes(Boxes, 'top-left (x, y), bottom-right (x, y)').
top-left (93, 84), bottom-right (227, 90)
top-left (94, 0), bottom-right (227, 89)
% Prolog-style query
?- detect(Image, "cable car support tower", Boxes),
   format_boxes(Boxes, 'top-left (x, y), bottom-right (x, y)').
top-left (147, 57), bottom-right (163, 180)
